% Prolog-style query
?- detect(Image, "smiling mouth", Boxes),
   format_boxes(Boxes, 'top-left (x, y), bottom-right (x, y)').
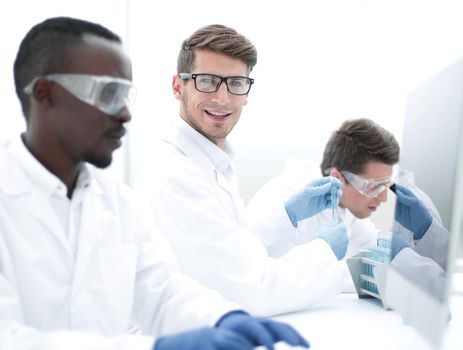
top-left (205, 109), bottom-right (232, 120)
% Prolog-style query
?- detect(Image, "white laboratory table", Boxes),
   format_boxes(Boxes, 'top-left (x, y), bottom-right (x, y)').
top-left (266, 274), bottom-right (463, 350)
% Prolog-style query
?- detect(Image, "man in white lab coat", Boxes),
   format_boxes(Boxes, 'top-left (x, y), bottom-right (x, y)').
top-left (247, 118), bottom-right (399, 288)
top-left (247, 119), bottom-right (449, 285)
top-left (134, 25), bottom-right (349, 316)
top-left (0, 17), bottom-right (309, 350)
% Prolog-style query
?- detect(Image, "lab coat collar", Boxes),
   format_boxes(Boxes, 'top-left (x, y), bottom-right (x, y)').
top-left (0, 136), bottom-right (103, 197)
top-left (0, 137), bottom-right (104, 259)
top-left (7, 136), bottom-right (68, 197)
top-left (179, 117), bottom-right (235, 174)
top-left (164, 118), bottom-right (237, 181)
top-left (0, 139), bottom-right (34, 195)
top-left (162, 118), bottom-right (247, 224)
top-left (0, 139), bottom-right (70, 251)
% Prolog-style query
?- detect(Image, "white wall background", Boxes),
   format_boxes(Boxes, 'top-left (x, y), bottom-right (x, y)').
top-left (128, 0), bottom-right (463, 208)
top-left (2, 0), bottom-right (463, 210)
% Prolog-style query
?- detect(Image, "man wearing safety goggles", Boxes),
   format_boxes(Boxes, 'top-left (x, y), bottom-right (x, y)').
top-left (23, 73), bottom-right (137, 117)
top-left (248, 119), bottom-right (397, 261)
top-left (248, 118), bottom-right (444, 288)
top-left (0, 16), bottom-right (308, 350)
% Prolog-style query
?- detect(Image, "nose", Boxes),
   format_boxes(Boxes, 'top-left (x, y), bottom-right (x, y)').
top-left (114, 106), bottom-right (132, 123)
top-left (211, 82), bottom-right (230, 105)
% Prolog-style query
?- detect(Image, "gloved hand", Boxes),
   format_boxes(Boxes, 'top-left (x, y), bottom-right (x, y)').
top-left (315, 223), bottom-right (348, 260)
top-left (153, 327), bottom-right (254, 350)
top-left (393, 184), bottom-right (432, 239)
top-left (285, 177), bottom-right (342, 227)
top-left (390, 232), bottom-right (411, 260)
top-left (216, 311), bottom-right (310, 350)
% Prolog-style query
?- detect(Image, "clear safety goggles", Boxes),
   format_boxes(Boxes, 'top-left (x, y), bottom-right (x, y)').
top-left (341, 170), bottom-right (395, 198)
top-left (24, 74), bottom-right (136, 115)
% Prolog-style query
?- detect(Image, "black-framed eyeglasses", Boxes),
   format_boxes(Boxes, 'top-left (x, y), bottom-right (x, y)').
top-left (179, 73), bottom-right (254, 96)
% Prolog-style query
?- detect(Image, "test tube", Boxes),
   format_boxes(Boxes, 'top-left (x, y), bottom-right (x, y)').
top-left (331, 180), bottom-right (338, 224)
top-left (331, 202), bottom-right (338, 224)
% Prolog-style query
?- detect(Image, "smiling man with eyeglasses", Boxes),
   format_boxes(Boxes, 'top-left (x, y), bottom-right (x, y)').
top-left (174, 43), bottom-right (254, 149)
top-left (134, 24), bottom-right (348, 317)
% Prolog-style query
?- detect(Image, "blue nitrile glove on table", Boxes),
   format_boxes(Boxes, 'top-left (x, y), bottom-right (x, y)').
top-left (285, 177), bottom-right (343, 227)
top-left (153, 327), bottom-right (254, 350)
top-left (216, 311), bottom-right (310, 350)
top-left (390, 232), bottom-right (412, 260)
top-left (315, 223), bottom-right (348, 260)
top-left (393, 184), bottom-right (432, 239)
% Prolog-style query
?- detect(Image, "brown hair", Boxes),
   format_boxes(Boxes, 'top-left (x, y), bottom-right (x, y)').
top-left (177, 24), bottom-right (257, 75)
top-left (320, 118), bottom-right (400, 175)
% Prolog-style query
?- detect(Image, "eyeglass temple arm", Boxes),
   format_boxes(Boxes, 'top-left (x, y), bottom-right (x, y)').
top-left (178, 73), bottom-right (192, 80)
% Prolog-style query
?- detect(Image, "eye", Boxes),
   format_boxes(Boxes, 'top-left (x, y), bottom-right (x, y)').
top-left (228, 78), bottom-right (244, 87)
top-left (198, 75), bottom-right (219, 85)
top-left (100, 83), bottom-right (119, 104)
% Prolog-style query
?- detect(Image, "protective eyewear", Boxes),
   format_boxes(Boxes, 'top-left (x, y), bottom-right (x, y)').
top-left (24, 74), bottom-right (137, 115)
top-left (179, 72), bottom-right (254, 95)
top-left (341, 170), bottom-right (394, 198)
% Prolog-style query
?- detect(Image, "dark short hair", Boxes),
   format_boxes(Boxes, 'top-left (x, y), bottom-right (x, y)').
top-left (177, 24), bottom-right (257, 75)
top-left (320, 118), bottom-right (400, 175)
top-left (14, 16), bottom-right (121, 120)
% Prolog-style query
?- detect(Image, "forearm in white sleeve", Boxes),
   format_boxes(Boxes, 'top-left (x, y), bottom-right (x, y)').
top-left (414, 219), bottom-right (450, 271)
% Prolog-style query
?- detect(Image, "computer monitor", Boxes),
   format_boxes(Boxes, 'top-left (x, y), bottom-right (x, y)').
top-left (383, 57), bottom-right (463, 348)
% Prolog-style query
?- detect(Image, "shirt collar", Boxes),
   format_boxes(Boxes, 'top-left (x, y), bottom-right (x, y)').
top-left (177, 118), bottom-right (236, 177)
top-left (8, 135), bottom-right (91, 197)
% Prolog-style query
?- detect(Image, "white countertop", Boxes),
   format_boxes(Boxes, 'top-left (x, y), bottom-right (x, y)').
top-left (263, 275), bottom-right (463, 350)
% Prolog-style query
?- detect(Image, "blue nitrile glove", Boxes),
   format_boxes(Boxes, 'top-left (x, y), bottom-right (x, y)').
top-left (285, 177), bottom-right (342, 227)
top-left (390, 232), bottom-right (412, 260)
top-left (153, 327), bottom-right (254, 350)
top-left (393, 184), bottom-right (432, 239)
top-left (315, 223), bottom-right (348, 260)
top-left (216, 311), bottom-right (310, 350)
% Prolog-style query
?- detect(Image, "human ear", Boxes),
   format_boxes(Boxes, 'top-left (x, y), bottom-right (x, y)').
top-left (31, 79), bottom-right (53, 107)
top-left (329, 168), bottom-right (345, 183)
top-left (172, 75), bottom-right (183, 100)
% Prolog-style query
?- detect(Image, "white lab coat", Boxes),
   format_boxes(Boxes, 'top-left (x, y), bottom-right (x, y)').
top-left (246, 159), bottom-right (378, 291)
top-left (134, 119), bottom-right (343, 317)
top-left (0, 139), bottom-right (237, 350)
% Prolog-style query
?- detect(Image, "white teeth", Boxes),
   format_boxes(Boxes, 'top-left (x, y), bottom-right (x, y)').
top-left (207, 110), bottom-right (230, 117)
